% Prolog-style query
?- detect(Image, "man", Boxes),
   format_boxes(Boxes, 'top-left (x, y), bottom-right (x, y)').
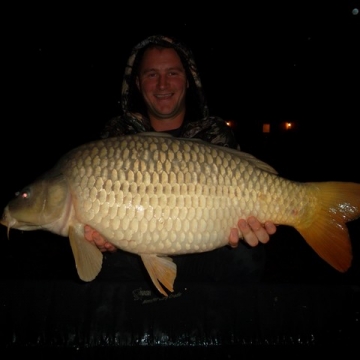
top-left (84, 35), bottom-right (276, 283)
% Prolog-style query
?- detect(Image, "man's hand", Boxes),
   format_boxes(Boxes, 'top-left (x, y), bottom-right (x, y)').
top-left (84, 225), bottom-right (117, 252)
top-left (229, 216), bottom-right (277, 248)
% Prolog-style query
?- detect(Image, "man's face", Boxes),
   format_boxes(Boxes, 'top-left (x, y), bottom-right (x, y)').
top-left (136, 47), bottom-right (188, 121)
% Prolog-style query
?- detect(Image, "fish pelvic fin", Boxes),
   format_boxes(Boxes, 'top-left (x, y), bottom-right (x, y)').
top-left (297, 181), bottom-right (360, 272)
top-left (140, 254), bottom-right (177, 297)
top-left (69, 224), bottom-right (103, 281)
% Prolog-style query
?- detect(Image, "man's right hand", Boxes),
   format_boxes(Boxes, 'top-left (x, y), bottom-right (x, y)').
top-left (84, 225), bottom-right (117, 252)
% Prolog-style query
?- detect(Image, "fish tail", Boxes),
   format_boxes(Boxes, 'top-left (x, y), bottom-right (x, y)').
top-left (296, 181), bottom-right (360, 272)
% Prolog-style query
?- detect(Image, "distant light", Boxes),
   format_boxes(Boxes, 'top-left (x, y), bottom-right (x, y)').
top-left (225, 120), bottom-right (235, 128)
top-left (263, 123), bottom-right (270, 133)
top-left (285, 122), bottom-right (292, 130)
top-left (352, 8), bottom-right (359, 15)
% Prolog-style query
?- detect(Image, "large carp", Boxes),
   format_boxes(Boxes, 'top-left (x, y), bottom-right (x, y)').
top-left (1, 133), bottom-right (360, 296)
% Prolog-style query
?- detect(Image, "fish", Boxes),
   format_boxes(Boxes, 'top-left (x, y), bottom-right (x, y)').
top-left (1, 132), bottom-right (360, 296)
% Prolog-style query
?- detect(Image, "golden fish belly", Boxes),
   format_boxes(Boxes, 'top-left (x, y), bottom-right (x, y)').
top-left (63, 134), bottom-right (313, 255)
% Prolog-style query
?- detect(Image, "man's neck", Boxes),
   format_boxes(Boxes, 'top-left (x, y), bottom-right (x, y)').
top-left (149, 114), bottom-right (185, 132)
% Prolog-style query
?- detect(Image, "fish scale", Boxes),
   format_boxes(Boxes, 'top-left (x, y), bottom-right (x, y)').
top-left (1, 132), bottom-right (360, 296)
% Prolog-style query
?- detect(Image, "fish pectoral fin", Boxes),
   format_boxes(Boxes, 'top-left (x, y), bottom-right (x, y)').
top-left (68, 224), bottom-right (103, 282)
top-left (140, 254), bottom-right (176, 297)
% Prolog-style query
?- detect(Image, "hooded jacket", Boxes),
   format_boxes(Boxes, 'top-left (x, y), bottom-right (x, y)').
top-left (100, 35), bottom-right (239, 150)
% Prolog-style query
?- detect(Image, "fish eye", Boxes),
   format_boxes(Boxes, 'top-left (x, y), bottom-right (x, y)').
top-left (15, 188), bottom-right (31, 199)
top-left (21, 191), bottom-right (29, 199)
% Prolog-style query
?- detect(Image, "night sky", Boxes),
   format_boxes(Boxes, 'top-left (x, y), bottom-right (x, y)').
top-left (1, 2), bottom-right (360, 283)
top-left (3, 3), bottom-right (360, 186)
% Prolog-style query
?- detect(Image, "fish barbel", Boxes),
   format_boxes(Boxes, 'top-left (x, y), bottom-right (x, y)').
top-left (1, 132), bottom-right (360, 296)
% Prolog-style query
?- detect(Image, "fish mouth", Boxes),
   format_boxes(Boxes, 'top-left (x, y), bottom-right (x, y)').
top-left (1, 207), bottom-right (18, 239)
top-left (1, 206), bottom-right (44, 236)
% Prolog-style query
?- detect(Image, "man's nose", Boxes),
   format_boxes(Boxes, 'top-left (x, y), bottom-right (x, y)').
top-left (157, 74), bottom-right (168, 88)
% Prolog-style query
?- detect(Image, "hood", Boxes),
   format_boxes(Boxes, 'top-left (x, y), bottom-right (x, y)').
top-left (100, 35), bottom-right (209, 136)
top-left (121, 35), bottom-right (209, 120)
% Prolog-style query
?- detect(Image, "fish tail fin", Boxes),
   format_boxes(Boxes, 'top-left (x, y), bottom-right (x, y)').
top-left (297, 181), bottom-right (360, 272)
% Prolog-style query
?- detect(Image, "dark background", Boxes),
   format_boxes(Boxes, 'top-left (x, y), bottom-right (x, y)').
top-left (1, 2), bottom-right (360, 285)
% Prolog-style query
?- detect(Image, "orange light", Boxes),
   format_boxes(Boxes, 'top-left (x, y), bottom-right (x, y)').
top-left (225, 120), bottom-right (236, 128)
top-left (263, 123), bottom-right (270, 133)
